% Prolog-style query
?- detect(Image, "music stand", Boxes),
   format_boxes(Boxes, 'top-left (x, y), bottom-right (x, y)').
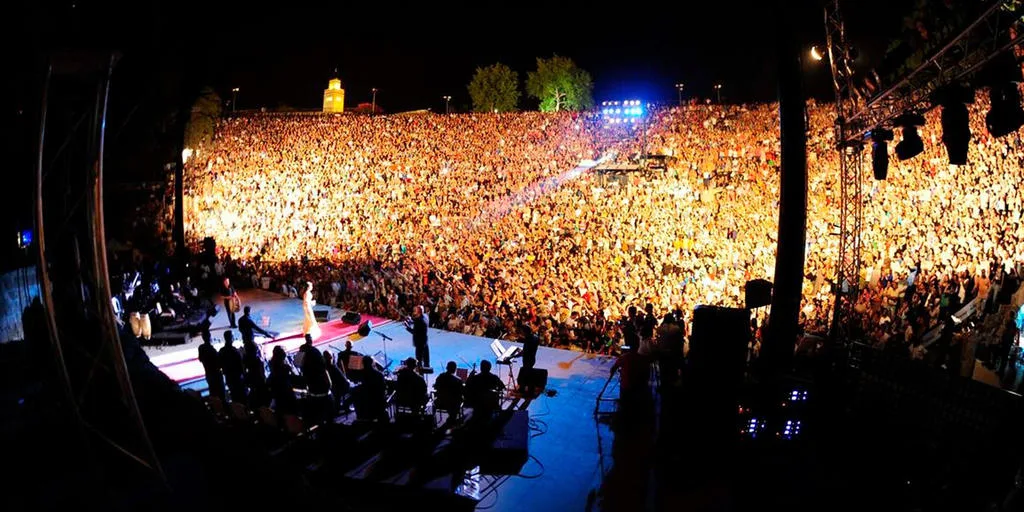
top-left (490, 340), bottom-right (522, 392)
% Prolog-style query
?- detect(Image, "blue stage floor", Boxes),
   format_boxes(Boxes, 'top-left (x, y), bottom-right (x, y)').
top-left (329, 320), bottom-right (616, 512)
top-left (162, 290), bottom-right (618, 512)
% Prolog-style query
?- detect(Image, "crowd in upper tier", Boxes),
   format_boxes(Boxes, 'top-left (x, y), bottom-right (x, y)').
top-left (181, 92), bottom-right (1024, 353)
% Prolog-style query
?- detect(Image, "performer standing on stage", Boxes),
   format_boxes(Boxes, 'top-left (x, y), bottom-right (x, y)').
top-left (302, 281), bottom-right (322, 339)
top-left (406, 305), bottom-right (430, 368)
top-left (238, 305), bottom-right (271, 344)
top-left (220, 277), bottom-right (240, 328)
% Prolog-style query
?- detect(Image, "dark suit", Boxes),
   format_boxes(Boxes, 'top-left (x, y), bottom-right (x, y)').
top-left (522, 333), bottom-right (540, 370)
top-left (395, 367), bottom-right (428, 409)
top-left (238, 313), bottom-right (269, 344)
top-left (198, 343), bottom-right (225, 399)
top-left (433, 372), bottom-right (464, 413)
top-left (407, 316), bottom-right (430, 367)
top-left (221, 284), bottom-right (237, 328)
top-left (218, 345), bottom-right (246, 402)
top-left (355, 367), bottom-right (389, 422)
top-left (242, 343), bottom-right (268, 408)
top-left (465, 371), bottom-right (504, 412)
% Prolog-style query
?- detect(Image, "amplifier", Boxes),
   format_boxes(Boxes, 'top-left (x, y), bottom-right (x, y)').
top-left (516, 367), bottom-right (548, 399)
top-left (313, 307), bottom-right (330, 322)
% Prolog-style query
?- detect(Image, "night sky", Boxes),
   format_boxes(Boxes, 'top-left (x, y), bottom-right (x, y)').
top-left (10, 0), bottom-right (912, 112)
top-left (3, 0), bottom-right (913, 268)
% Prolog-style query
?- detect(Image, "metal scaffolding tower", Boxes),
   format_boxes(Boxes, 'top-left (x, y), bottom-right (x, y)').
top-left (824, 0), bottom-right (1024, 340)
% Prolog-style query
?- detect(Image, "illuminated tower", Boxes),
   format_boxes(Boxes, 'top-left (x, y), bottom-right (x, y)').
top-left (323, 77), bottom-right (345, 113)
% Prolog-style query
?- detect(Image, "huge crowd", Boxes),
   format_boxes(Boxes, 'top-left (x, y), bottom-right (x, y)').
top-left (181, 93), bottom-right (1024, 357)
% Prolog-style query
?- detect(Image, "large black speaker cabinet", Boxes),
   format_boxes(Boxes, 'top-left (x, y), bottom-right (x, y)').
top-left (516, 367), bottom-right (548, 398)
top-left (313, 307), bottom-right (330, 323)
top-left (689, 305), bottom-right (751, 383)
top-left (342, 311), bottom-right (362, 325)
top-left (744, 279), bottom-right (773, 309)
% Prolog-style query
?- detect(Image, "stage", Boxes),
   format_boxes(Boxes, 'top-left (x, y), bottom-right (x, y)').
top-left (148, 289), bottom-right (618, 512)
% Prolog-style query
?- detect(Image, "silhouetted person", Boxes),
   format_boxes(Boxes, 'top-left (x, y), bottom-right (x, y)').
top-left (655, 314), bottom-right (684, 390)
top-left (238, 305), bottom-right (271, 344)
top-left (611, 342), bottom-right (650, 405)
top-left (242, 339), bottom-right (269, 408)
top-left (640, 303), bottom-right (658, 354)
top-left (267, 345), bottom-right (298, 414)
top-left (299, 334), bottom-right (332, 423)
top-left (355, 355), bottom-right (389, 422)
top-left (324, 350), bottom-right (350, 411)
top-left (337, 340), bottom-right (358, 371)
top-left (395, 357), bottom-right (428, 411)
top-left (221, 277), bottom-right (238, 328)
top-left (198, 328), bottom-right (225, 399)
top-left (465, 360), bottom-right (504, 415)
top-left (622, 306), bottom-right (640, 352)
top-left (520, 323), bottom-right (540, 370)
top-left (407, 305), bottom-right (430, 367)
top-left (434, 361), bottom-right (464, 423)
top-left (219, 331), bottom-right (246, 402)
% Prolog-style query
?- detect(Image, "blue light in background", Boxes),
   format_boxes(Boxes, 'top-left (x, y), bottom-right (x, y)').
top-left (17, 230), bottom-right (33, 249)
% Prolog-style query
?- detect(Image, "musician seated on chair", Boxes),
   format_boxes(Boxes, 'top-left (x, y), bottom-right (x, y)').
top-left (465, 360), bottom-right (504, 413)
top-left (395, 357), bottom-right (428, 411)
top-left (433, 361), bottom-right (464, 417)
top-left (354, 355), bottom-right (389, 422)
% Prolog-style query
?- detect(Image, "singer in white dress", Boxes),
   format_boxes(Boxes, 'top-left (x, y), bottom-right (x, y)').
top-left (302, 281), bottom-right (321, 339)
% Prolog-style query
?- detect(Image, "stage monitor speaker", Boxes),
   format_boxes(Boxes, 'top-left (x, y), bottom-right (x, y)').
top-left (342, 311), bottom-right (362, 325)
top-left (745, 279), bottom-right (773, 309)
top-left (358, 320), bottom-right (372, 337)
top-left (480, 410), bottom-right (529, 475)
top-left (516, 367), bottom-right (548, 398)
top-left (313, 307), bottom-right (330, 323)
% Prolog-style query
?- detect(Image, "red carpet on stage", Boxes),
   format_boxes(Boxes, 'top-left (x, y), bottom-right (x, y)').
top-left (158, 316), bottom-right (391, 384)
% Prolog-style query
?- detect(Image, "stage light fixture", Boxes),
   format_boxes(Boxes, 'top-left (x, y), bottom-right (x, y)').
top-left (893, 112), bottom-right (926, 161)
top-left (986, 82), bottom-right (1024, 138)
top-left (939, 85), bottom-right (973, 165)
top-left (869, 128), bottom-right (894, 180)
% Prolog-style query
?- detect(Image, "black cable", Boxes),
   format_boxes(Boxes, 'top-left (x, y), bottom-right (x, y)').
top-left (475, 474), bottom-right (510, 510)
top-left (514, 454), bottom-right (545, 479)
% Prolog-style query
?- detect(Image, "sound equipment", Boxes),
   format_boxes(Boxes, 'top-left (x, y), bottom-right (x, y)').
top-left (688, 305), bottom-right (751, 448)
top-left (358, 320), bottom-right (372, 337)
top-left (689, 305), bottom-right (751, 382)
top-left (480, 410), bottom-right (529, 475)
top-left (147, 332), bottom-right (188, 347)
top-left (342, 311), bottom-right (362, 325)
top-left (516, 367), bottom-right (548, 398)
top-left (744, 278), bottom-right (773, 309)
top-left (313, 307), bottom-right (330, 322)
top-left (202, 236), bottom-right (216, 254)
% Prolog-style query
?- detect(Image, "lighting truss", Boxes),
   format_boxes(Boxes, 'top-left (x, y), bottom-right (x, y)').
top-left (825, 0), bottom-right (1024, 340)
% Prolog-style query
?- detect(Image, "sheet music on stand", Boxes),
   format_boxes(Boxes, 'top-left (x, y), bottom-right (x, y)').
top-left (490, 340), bottom-right (522, 363)
top-left (373, 351), bottom-right (392, 373)
top-left (348, 356), bottom-right (364, 371)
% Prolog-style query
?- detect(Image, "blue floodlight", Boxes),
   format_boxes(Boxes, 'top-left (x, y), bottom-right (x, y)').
top-left (17, 230), bottom-right (32, 249)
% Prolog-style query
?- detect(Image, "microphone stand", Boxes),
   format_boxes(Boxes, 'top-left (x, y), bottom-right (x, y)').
top-left (375, 331), bottom-right (393, 375)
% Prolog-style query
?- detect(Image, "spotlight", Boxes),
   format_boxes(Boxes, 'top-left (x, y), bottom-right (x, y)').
top-left (986, 82), bottom-right (1024, 138)
top-left (810, 46), bottom-right (824, 61)
top-left (893, 112), bottom-right (926, 161)
top-left (868, 128), bottom-right (894, 180)
top-left (938, 85), bottom-right (973, 166)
